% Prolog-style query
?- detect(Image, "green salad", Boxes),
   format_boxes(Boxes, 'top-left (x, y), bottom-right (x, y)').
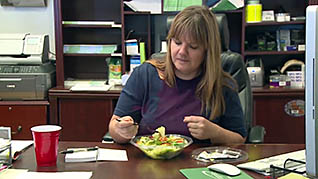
top-left (135, 126), bottom-right (189, 159)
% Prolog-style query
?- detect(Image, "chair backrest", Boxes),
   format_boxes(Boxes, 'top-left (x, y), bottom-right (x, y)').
top-left (215, 14), bottom-right (253, 137)
top-left (151, 13), bottom-right (253, 138)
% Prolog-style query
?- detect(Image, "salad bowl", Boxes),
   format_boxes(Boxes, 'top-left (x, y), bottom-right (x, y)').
top-left (130, 134), bottom-right (193, 159)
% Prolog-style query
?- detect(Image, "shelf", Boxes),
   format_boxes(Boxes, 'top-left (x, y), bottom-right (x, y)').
top-left (252, 86), bottom-right (304, 96)
top-left (124, 11), bottom-right (151, 15)
top-left (245, 20), bottom-right (305, 27)
top-left (244, 51), bottom-right (305, 56)
top-left (212, 9), bottom-right (244, 14)
top-left (63, 24), bottom-right (121, 28)
top-left (64, 53), bottom-right (113, 57)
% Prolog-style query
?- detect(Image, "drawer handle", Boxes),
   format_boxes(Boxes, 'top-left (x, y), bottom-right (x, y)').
top-left (12, 126), bottom-right (22, 135)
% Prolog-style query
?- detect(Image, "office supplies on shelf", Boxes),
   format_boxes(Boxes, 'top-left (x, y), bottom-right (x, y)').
top-left (65, 79), bottom-right (112, 92)
top-left (70, 84), bottom-right (112, 92)
top-left (63, 44), bottom-right (117, 54)
top-left (60, 146), bottom-right (98, 154)
top-left (164, 0), bottom-right (202, 11)
top-left (64, 148), bottom-right (128, 162)
top-left (62, 21), bottom-right (114, 26)
top-left (237, 149), bottom-right (305, 176)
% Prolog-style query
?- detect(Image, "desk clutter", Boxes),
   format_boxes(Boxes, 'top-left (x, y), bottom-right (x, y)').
top-left (62, 147), bottom-right (128, 163)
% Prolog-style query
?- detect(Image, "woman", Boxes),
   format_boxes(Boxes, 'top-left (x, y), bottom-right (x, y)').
top-left (108, 5), bottom-right (246, 144)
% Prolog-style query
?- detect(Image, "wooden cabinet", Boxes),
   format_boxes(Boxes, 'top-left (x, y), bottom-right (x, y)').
top-left (241, 1), bottom-right (307, 83)
top-left (54, 0), bottom-right (152, 87)
top-left (52, 0), bottom-right (152, 141)
top-left (0, 101), bottom-right (48, 139)
top-left (253, 87), bottom-right (304, 143)
top-left (49, 86), bottom-right (121, 141)
top-left (54, 0), bottom-right (123, 87)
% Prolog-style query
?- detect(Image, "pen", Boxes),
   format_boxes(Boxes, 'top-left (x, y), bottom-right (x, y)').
top-left (59, 146), bottom-right (98, 154)
top-left (116, 118), bottom-right (138, 125)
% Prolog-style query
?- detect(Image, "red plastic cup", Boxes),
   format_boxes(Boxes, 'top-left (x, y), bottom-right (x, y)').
top-left (31, 125), bottom-right (62, 167)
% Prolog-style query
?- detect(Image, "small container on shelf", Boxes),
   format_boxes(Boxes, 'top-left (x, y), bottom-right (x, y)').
top-left (269, 74), bottom-right (291, 88)
top-left (246, 0), bottom-right (262, 23)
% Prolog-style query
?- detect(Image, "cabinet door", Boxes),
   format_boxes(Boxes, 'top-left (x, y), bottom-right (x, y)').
top-left (0, 105), bottom-right (47, 139)
top-left (59, 98), bottom-right (113, 141)
top-left (253, 94), bottom-right (304, 143)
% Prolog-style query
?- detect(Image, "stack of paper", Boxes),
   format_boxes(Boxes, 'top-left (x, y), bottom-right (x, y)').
top-left (64, 79), bottom-right (112, 92)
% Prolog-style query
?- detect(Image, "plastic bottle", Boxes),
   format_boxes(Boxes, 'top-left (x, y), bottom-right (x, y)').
top-left (246, 0), bottom-right (262, 23)
top-left (108, 58), bottom-right (122, 80)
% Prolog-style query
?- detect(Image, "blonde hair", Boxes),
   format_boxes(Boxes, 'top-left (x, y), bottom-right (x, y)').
top-left (147, 5), bottom-right (236, 121)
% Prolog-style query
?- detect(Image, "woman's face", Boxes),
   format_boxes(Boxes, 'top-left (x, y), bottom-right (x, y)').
top-left (171, 33), bottom-right (205, 80)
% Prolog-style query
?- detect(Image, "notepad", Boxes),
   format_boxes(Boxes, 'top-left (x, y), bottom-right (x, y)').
top-left (180, 167), bottom-right (253, 179)
top-left (65, 148), bottom-right (128, 162)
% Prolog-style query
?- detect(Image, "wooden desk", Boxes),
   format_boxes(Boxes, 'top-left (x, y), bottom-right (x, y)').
top-left (12, 142), bottom-right (304, 179)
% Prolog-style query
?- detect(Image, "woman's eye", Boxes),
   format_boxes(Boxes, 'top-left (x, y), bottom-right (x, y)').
top-left (173, 39), bottom-right (181, 45)
top-left (190, 45), bottom-right (198, 49)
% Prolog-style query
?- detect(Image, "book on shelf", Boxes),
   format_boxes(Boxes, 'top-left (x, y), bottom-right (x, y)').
top-left (64, 147), bottom-right (128, 163)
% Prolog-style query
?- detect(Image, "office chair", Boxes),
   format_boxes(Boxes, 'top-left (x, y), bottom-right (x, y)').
top-left (103, 13), bottom-right (265, 144)
top-left (215, 14), bottom-right (265, 143)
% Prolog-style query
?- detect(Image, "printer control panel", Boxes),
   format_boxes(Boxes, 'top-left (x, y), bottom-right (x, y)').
top-left (0, 66), bottom-right (40, 73)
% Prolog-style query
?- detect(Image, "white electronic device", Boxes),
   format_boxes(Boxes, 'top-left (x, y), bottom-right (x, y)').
top-left (0, 33), bottom-right (49, 64)
top-left (305, 5), bottom-right (318, 178)
top-left (246, 58), bottom-right (264, 87)
top-left (208, 163), bottom-right (241, 176)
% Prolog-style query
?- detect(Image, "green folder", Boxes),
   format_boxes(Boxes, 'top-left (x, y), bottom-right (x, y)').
top-left (180, 167), bottom-right (253, 179)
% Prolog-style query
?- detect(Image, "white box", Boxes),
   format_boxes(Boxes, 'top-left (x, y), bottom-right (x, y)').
top-left (125, 39), bottom-right (138, 55)
top-left (287, 71), bottom-right (304, 87)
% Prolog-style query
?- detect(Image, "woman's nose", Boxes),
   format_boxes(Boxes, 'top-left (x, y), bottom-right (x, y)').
top-left (178, 45), bottom-right (188, 56)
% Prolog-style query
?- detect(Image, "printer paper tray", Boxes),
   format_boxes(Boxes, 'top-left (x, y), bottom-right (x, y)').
top-left (0, 75), bottom-right (47, 100)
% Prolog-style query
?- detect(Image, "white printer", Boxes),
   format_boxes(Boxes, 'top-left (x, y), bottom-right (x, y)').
top-left (0, 33), bottom-right (55, 100)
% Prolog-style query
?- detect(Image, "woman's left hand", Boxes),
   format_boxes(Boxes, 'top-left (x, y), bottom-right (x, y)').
top-left (183, 115), bottom-right (219, 140)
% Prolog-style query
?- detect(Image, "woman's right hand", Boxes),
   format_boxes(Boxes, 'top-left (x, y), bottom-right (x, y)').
top-left (109, 115), bottom-right (138, 143)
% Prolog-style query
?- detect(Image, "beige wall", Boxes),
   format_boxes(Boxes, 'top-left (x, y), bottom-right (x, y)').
top-left (0, 0), bottom-right (55, 59)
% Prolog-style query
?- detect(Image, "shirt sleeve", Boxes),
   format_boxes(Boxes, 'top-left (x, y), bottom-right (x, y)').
top-left (214, 87), bottom-right (247, 138)
top-left (113, 64), bottom-right (145, 119)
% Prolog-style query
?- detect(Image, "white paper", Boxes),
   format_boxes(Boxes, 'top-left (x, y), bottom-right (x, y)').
top-left (16, 171), bottom-right (93, 179)
top-left (70, 84), bottom-right (112, 92)
top-left (229, 0), bottom-right (244, 8)
top-left (124, 0), bottom-right (161, 14)
top-left (65, 148), bottom-right (128, 162)
top-left (11, 140), bottom-right (33, 159)
top-left (97, 148), bottom-right (128, 161)
top-left (0, 169), bottom-right (28, 179)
